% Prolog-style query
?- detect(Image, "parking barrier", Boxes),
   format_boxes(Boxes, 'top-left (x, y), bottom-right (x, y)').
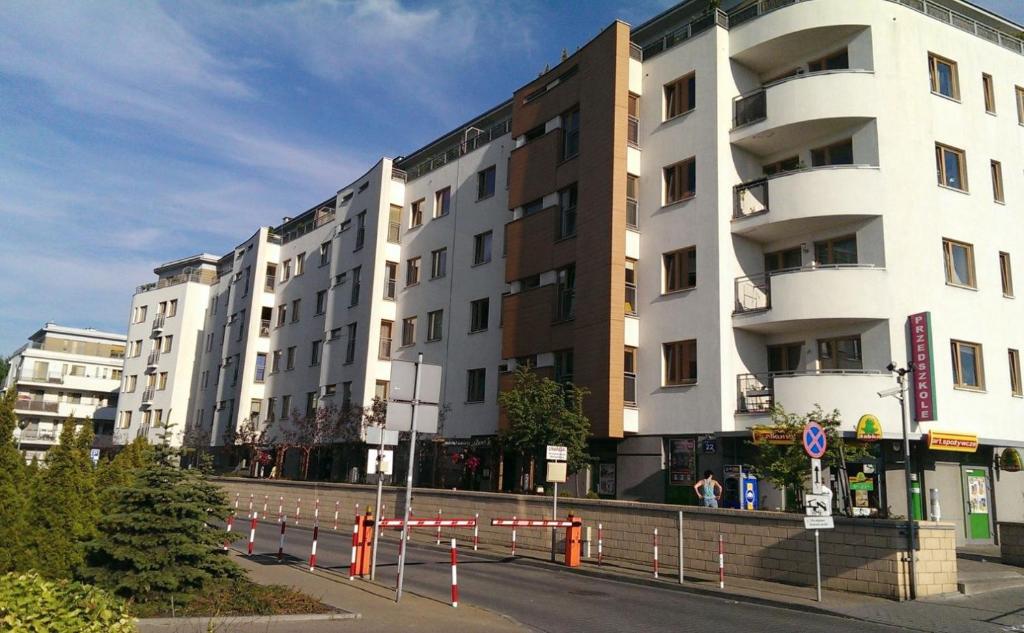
top-left (334, 500), bottom-right (340, 530)
top-left (598, 523), bottom-right (603, 565)
top-left (262, 495), bottom-right (268, 514)
top-left (653, 528), bottom-right (659, 579)
top-left (248, 512), bottom-right (258, 556)
top-left (450, 538), bottom-right (459, 608)
top-left (473, 513), bottom-right (479, 551)
top-left (436, 509), bottom-right (442, 545)
top-left (277, 517), bottom-right (287, 561)
top-left (277, 496), bottom-right (283, 521)
top-left (295, 498), bottom-right (302, 526)
top-left (309, 521), bottom-right (319, 572)
top-left (719, 534), bottom-right (725, 588)
top-left (223, 510), bottom-right (235, 551)
top-left (490, 515), bottom-right (582, 567)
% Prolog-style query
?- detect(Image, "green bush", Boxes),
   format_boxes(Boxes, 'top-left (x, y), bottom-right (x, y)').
top-left (0, 571), bottom-right (135, 633)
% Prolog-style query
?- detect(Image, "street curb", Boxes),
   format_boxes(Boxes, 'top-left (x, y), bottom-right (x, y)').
top-left (139, 611), bottom-right (360, 626)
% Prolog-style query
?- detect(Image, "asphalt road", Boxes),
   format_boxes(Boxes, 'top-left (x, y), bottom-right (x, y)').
top-left (226, 519), bottom-right (909, 633)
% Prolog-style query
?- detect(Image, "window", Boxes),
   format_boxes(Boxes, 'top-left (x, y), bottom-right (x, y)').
top-left (765, 247), bottom-right (802, 272)
top-left (664, 72), bottom-right (695, 119)
top-left (561, 107), bottom-right (580, 159)
top-left (255, 353), bottom-right (266, 382)
top-left (291, 298), bottom-right (300, 323)
top-left (991, 160), bottom-right (1004, 202)
top-left (466, 368), bottom-right (486, 403)
top-left (161, 335), bottom-right (173, 353)
top-left (167, 299), bottom-right (177, 317)
top-left (249, 399), bottom-right (261, 421)
top-left (817, 335), bottom-right (862, 370)
top-left (664, 339), bottom-right (697, 386)
top-left (1000, 252), bottom-right (1014, 297)
top-left (523, 123), bottom-right (545, 142)
top-left (983, 74), bottom-right (996, 113)
top-left (768, 343), bottom-right (803, 373)
top-left (266, 398), bottom-right (276, 421)
top-left (329, 327), bottom-right (341, 340)
top-left (411, 199), bottom-right (424, 227)
top-left (236, 309), bottom-right (246, 341)
top-left (316, 290), bottom-right (327, 315)
top-left (311, 340), bottom-right (322, 366)
top-left (1010, 349), bottom-right (1022, 396)
top-left (345, 323), bottom-right (357, 363)
top-left (384, 262), bottom-right (398, 299)
top-left (627, 93), bottom-right (639, 146)
top-left (431, 248), bottom-right (447, 279)
top-left (664, 246), bottom-right (696, 292)
top-left (763, 156), bottom-right (800, 176)
top-left (1017, 86), bottom-right (1024, 124)
top-left (664, 157), bottom-right (696, 204)
top-left (929, 53), bottom-right (960, 99)
top-left (351, 266), bottom-right (362, 306)
top-left (379, 321), bottom-right (393, 359)
top-left (272, 350), bottom-right (282, 373)
top-left (125, 375), bottom-right (138, 393)
top-left (523, 198), bottom-right (544, 216)
top-left (406, 257), bottom-right (421, 285)
top-left (153, 409), bottom-right (164, 427)
top-left (814, 234), bottom-right (857, 265)
top-left (624, 347), bottom-right (637, 406)
top-left (133, 305), bottom-right (148, 324)
top-left (286, 346), bottom-right (296, 371)
top-left (355, 211), bottom-right (366, 250)
top-left (296, 252), bottom-right (306, 275)
top-left (951, 340), bottom-right (985, 389)
top-left (265, 264), bottom-right (276, 291)
top-left (375, 380), bottom-right (389, 401)
top-left (281, 395), bottom-right (291, 420)
top-left (324, 384), bottom-right (336, 398)
top-left (158, 372), bottom-right (168, 390)
top-left (477, 166), bottom-right (496, 200)
top-left (556, 265), bottom-right (576, 321)
top-left (282, 259), bottom-right (292, 281)
top-left (118, 410), bottom-right (132, 429)
top-left (810, 139), bottom-right (853, 167)
top-left (943, 239), bottom-right (976, 288)
top-left (473, 232), bottom-right (492, 265)
top-left (320, 242), bottom-right (331, 267)
top-left (625, 259), bottom-right (637, 315)
top-left (388, 204), bottom-right (401, 243)
top-left (626, 174), bottom-right (638, 229)
top-left (558, 184), bottom-right (577, 238)
top-left (402, 316), bottom-right (417, 346)
top-left (277, 304), bottom-right (287, 327)
top-left (807, 48), bottom-right (848, 72)
top-left (305, 392), bottom-right (318, 418)
top-left (470, 298), bottom-right (489, 332)
top-left (427, 310), bottom-right (444, 342)
top-left (341, 383), bottom-right (352, 413)
top-left (434, 187), bottom-right (451, 218)
top-left (935, 143), bottom-right (967, 191)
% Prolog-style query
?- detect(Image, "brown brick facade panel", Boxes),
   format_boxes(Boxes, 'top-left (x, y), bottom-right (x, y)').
top-left (505, 209), bottom-right (582, 282)
top-left (508, 133), bottom-right (561, 209)
top-left (217, 478), bottom-right (958, 600)
top-left (500, 287), bottom-right (565, 357)
top-left (511, 71), bottom-right (582, 138)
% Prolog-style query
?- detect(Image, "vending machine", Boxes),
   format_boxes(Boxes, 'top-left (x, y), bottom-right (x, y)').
top-left (723, 465), bottom-right (759, 510)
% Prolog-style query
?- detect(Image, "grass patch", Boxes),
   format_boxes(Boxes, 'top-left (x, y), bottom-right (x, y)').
top-left (131, 577), bottom-right (333, 618)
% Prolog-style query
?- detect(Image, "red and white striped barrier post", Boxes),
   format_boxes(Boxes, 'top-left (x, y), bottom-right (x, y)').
top-left (309, 521), bottom-right (319, 572)
top-left (262, 495), bottom-right (268, 514)
top-left (450, 538), bottom-right (459, 608)
top-left (248, 493), bottom-right (254, 515)
top-left (598, 523), bottom-right (603, 565)
top-left (314, 499), bottom-right (320, 525)
top-left (436, 509), bottom-right (442, 546)
top-left (473, 513), bottom-right (479, 551)
top-left (248, 512), bottom-right (258, 556)
top-left (234, 493), bottom-right (240, 512)
top-left (653, 528), bottom-right (659, 579)
top-left (277, 496), bottom-right (284, 521)
top-left (295, 498), bottom-right (302, 526)
top-left (333, 500), bottom-right (340, 530)
top-left (348, 517), bottom-right (359, 581)
top-left (511, 515), bottom-right (517, 557)
top-left (223, 510), bottom-right (235, 551)
top-left (718, 534), bottom-right (725, 589)
top-left (277, 517), bottom-right (287, 561)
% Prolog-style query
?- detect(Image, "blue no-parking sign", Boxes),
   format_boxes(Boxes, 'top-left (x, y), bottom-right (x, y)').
top-left (802, 422), bottom-right (827, 459)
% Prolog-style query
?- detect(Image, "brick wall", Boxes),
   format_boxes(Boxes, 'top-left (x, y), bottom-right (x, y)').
top-left (215, 477), bottom-right (957, 600)
top-left (1000, 522), bottom-right (1024, 566)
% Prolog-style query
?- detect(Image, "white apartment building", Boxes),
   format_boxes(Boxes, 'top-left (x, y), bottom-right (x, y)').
top-left (115, 0), bottom-right (1023, 543)
top-left (3, 323), bottom-right (126, 461)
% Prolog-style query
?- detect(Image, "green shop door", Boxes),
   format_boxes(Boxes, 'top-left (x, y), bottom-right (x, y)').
top-left (962, 467), bottom-right (992, 541)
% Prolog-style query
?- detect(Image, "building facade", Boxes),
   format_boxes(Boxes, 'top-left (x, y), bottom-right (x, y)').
top-left (3, 324), bottom-right (126, 461)
top-left (114, 0), bottom-right (1024, 544)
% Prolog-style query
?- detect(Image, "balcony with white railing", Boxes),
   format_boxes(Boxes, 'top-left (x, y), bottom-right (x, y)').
top-left (732, 165), bottom-right (883, 242)
top-left (19, 370), bottom-right (64, 385)
top-left (151, 314), bottom-right (166, 336)
top-left (16, 426), bottom-right (60, 444)
top-left (141, 387), bottom-right (155, 405)
top-left (733, 265), bottom-right (888, 334)
top-left (259, 319), bottom-right (271, 337)
top-left (14, 398), bottom-right (60, 414)
top-left (146, 350), bottom-right (161, 372)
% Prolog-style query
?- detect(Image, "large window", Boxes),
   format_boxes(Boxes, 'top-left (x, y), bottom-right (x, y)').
top-left (1000, 252), bottom-right (1014, 297)
top-left (562, 107), bottom-right (580, 159)
top-left (810, 138), bottom-right (853, 167)
top-left (316, 289), bottom-right (327, 315)
top-left (427, 310), bottom-right (444, 342)
top-left (384, 262), bottom-right (398, 299)
top-left (555, 264), bottom-right (576, 321)
top-left (991, 160), bottom-right (1004, 202)
top-left (951, 339), bottom-right (984, 389)
top-left (814, 235), bottom-right (857, 265)
top-left (663, 339), bottom-right (697, 386)
top-left (430, 248), bottom-right (447, 279)
top-left (817, 335), bottom-right (862, 370)
top-left (477, 166), bottom-right (496, 200)
top-left (943, 238), bottom-right (976, 288)
top-left (473, 232), bottom-right (492, 265)
top-left (663, 246), bottom-right (696, 293)
top-left (310, 340), bottom-right (322, 366)
top-left (435, 187), bottom-right (451, 218)
top-left (470, 298), bottom-right (489, 332)
top-left (411, 199), bottom-right (424, 228)
top-left (255, 353), bottom-right (267, 383)
top-left (982, 73), bottom-right (996, 113)
top-left (345, 323), bottom-right (357, 364)
top-left (1010, 349), bottom-right (1022, 396)
top-left (928, 53), bottom-right (960, 99)
top-left (291, 298), bottom-right (300, 323)
top-left (624, 347), bottom-right (637, 406)
top-left (626, 174), bottom-right (638, 229)
top-left (388, 204), bottom-right (401, 243)
top-left (936, 143), bottom-right (967, 191)
top-left (379, 321), bottom-right (393, 359)
top-left (277, 304), bottom-right (287, 327)
top-left (627, 93), bottom-right (639, 146)
top-left (765, 247), bottom-right (802, 272)
top-left (664, 72), bottom-right (695, 119)
top-left (625, 259), bottom-right (637, 315)
top-left (272, 350), bottom-right (282, 373)
top-left (320, 241), bottom-right (331, 266)
top-left (402, 316), bottom-right (417, 346)
top-left (286, 346), bottom-right (296, 371)
top-left (407, 257), bottom-right (421, 286)
top-left (768, 343), bottom-right (803, 373)
top-left (350, 266), bottom-right (361, 306)
top-left (466, 368), bottom-right (486, 403)
top-left (558, 184), bottom-right (577, 238)
top-left (664, 157), bottom-right (696, 204)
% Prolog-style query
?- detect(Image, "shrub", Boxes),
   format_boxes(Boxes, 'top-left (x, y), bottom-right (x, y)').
top-left (0, 571), bottom-right (135, 633)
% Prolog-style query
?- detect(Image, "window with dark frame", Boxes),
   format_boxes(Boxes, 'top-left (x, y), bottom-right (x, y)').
top-left (523, 198), bottom-right (544, 216)
top-left (554, 349), bottom-right (574, 385)
top-left (1017, 86), bottom-right (1024, 124)
top-left (807, 48), bottom-right (848, 72)
top-left (350, 266), bottom-right (361, 306)
top-left (435, 187), bottom-right (452, 217)
top-left (810, 138), bottom-right (853, 167)
top-left (411, 199), bottom-right (424, 227)
top-left (663, 157), bottom-right (696, 204)
top-left (355, 211), bottom-right (366, 250)
top-left (627, 93), bottom-right (639, 146)
top-left (407, 257), bottom-right (421, 285)
top-left (431, 248), bottom-right (447, 279)
top-left (470, 297), bottom-right (489, 332)
top-left (466, 368), bottom-right (486, 403)
top-left (310, 340), bottom-right (322, 366)
top-left (663, 339), bottom-right (697, 386)
top-left (316, 289), bottom-right (327, 315)
top-left (814, 234), bottom-right (858, 266)
top-left (379, 320), bottom-right (393, 359)
top-left (555, 264), bottom-right (576, 321)
top-left (625, 259), bottom-right (637, 315)
top-left (384, 261), bottom-right (398, 299)
top-left (663, 246), bottom-right (696, 292)
top-left (559, 184), bottom-right (577, 238)
top-left (562, 107), bottom-right (580, 159)
top-left (1010, 349), bottom-right (1022, 396)
top-left (427, 309), bottom-right (444, 342)
top-left (992, 160), bottom-right (1004, 202)
top-left (477, 166), bottom-right (496, 200)
top-left (624, 347), bottom-right (637, 406)
top-left (345, 323), bottom-right (357, 363)
top-left (473, 232), bottom-right (492, 265)
top-left (320, 241), bottom-right (331, 266)
top-left (951, 339), bottom-right (984, 389)
top-left (402, 316), bottom-right (417, 346)
top-left (817, 335), bottom-right (862, 370)
top-left (664, 72), bottom-right (695, 119)
top-left (929, 53), bottom-right (960, 99)
top-left (626, 174), bottom-right (639, 229)
top-left (286, 345), bottom-right (296, 371)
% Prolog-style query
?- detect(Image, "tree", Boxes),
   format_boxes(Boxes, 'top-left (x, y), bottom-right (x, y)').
top-left (83, 442), bottom-right (239, 602)
top-left (222, 412), bottom-right (274, 476)
top-left (748, 405), bottom-right (871, 513)
top-left (498, 367), bottom-right (592, 490)
top-left (0, 357), bottom-right (9, 386)
top-left (0, 389), bottom-right (30, 573)
top-left (281, 404), bottom-right (359, 480)
top-left (96, 437), bottom-right (153, 506)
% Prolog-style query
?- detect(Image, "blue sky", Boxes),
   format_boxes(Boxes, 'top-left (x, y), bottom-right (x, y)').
top-left (1, 0), bottom-right (1022, 355)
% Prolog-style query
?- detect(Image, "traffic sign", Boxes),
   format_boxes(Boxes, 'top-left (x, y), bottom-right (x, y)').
top-left (367, 449), bottom-right (394, 475)
top-left (810, 457), bottom-right (823, 494)
top-left (802, 422), bottom-right (827, 459)
top-left (804, 493), bottom-right (831, 517)
top-left (546, 445), bottom-right (567, 461)
top-left (804, 516), bottom-right (834, 530)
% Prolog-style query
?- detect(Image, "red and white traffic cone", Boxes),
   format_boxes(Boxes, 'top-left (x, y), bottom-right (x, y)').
top-left (248, 512), bottom-right (258, 556)
top-left (309, 521), bottom-right (319, 572)
top-left (653, 528), bottom-right (659, 579)
top-left (333, 500), bottom-right (340, 531)
top-left (277, 517), bottom-right (287, 562)
top-left (473, 513), bottom-right (479, 551)
top-left (511, 515), bottom-right (517, 557)
top-left (598, 523), bottom-right (604, 566)
top-left (436, 509), bottom-right (442, 546)
top-left (719, 534), bottom-right (725, 589)
top-left (348, 517), bottom-right (360, 581)
top-left (450, 538), bottom-right (459, 608)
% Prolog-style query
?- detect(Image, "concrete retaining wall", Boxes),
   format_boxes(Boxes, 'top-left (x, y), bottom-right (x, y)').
top-left (1000, 522), bottom-right (1024, 566)
top-left (214, 477), bottom-right (957, 599)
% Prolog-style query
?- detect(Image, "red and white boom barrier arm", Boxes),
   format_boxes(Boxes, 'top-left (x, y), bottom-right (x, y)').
top-left (378, 518), bottom-right (478, 528)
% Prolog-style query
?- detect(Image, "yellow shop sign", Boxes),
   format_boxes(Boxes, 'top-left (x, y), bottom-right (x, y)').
top-left (855, 414), bottom-right (883, 441)
top-left (751, 426), bottom-right (797, 445)
top-left (927, 431), bottom-right (979, 453)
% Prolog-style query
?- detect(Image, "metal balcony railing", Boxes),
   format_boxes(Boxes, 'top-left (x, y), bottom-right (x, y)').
top-left (735, 264), bottom-right (879, 314)
top-left (22, 370), bottom-right (64, 384)
top-left (18, 428), bottom-right (59, 442)
top-left (391, 167), bottom-right (408, 182)
top-left (639, 9), bottom-right (726, 60)
top-left (141, 387), bottom-right (155, 403)
top-left (151, 314), bottom-right (165, 336)
top-left (733, 89), bottom-right (766, 128)
top-left (387, 221), bottom-right (401, 244)
top-left (736, 369), bottom-right (886, 413)
top-left (734, 178), bottom-right (769, 219)
top-left (146, 350), bottom-right (161, 367)
top-left (379, 337), bottom-right (392, 360)
top-left (14, 399), bottom-right (59, 413)
top-left (629, 42), bottom-right (642, 61)
top-left (259, 319), bottom-right (271, 337)
top-left (402, 119), bottom-right (511, 181)
top-left (134, 270), bottom-right (215, 295)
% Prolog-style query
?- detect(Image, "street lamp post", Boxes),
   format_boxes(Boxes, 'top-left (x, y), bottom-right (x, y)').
top-left (883, 362), bottom-right (917, 601)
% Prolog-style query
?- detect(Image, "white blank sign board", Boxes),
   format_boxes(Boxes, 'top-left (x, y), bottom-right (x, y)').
top-left (389, 360), bottom-right (442, 404)
top-left (367, 449), bottom-right (394, 475)
top-left (385, 401), bottom-right (439, 434)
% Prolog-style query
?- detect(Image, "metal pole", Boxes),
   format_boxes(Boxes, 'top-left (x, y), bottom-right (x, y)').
top-left (814, 529), bottom-right (822, 602)
top-left (678, 510), bottom-right (684, 584)
top-left (899, 370), bottom-right (917, 600)
top-left (371, 427), bottom-right (386, 580)
top-left (551, 480), bottom-right (558, 562)
top-left (395, 353), bottom-right (423, 603)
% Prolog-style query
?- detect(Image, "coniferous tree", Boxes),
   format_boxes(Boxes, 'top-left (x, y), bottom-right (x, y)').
top-left (83, 442), bottom-right (239, 602)
top-left (0, 389), bottom-right (30, 573)
top-left (96, 437), bottom-right (153, 506)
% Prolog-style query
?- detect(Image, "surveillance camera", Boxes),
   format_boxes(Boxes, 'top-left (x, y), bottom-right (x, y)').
top-left (877, 387), bottom-right (901, 398)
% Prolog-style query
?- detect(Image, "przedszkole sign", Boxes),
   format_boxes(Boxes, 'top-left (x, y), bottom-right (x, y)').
top-left (909, 312), bottom-right (937, 422)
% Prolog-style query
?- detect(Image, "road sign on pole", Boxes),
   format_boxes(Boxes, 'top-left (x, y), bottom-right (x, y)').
top-left (802, 422), bottom-right (827, 459)
top-left (810, 457), bottom-right (823, 494)
top-left (546, 445), bottom-right (567, 461)
top-left (804, 516), bottom-right (835, 530)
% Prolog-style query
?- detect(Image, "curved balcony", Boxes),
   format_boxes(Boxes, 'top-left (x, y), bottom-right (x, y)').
top-left (733, 265), bottom-right (888, 334)
top-left (731, 71), bottom-right (877, 156)
top-left (732, 166), bottom-right (883, 242)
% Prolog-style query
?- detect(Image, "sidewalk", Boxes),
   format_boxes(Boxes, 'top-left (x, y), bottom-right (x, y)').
top-left (138, 551), bottom-right (528, 633)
